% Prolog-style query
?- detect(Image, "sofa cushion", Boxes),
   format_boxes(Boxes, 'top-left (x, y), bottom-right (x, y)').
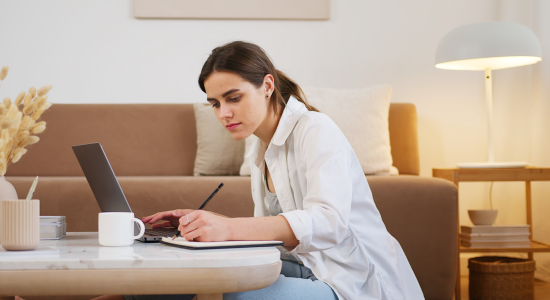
top-left (193, 103), bottom-right (245, 176)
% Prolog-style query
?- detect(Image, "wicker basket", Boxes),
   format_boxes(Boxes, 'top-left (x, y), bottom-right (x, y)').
top-left (468, 256), bottom-right (536, 300)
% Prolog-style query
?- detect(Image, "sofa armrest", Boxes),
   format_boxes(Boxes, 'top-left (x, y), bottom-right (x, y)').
top-left (367, 175), bottom-right (458, 300)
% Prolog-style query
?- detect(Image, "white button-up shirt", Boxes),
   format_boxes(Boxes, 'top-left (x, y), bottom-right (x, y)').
top-left (247, 97), bottom-right (424, 300)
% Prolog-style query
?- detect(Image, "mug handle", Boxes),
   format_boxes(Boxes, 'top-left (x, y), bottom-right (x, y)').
top-left (133, 218), bottom-right (146, 239)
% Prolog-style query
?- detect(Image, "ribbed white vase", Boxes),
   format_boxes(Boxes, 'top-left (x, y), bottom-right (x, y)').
top-left (0, 176), bottom-right (18, 241)
top-left (1, 200), bottom-right (40, 250)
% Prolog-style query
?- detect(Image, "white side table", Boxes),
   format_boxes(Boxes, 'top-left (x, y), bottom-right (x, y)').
top-left (0, 232), bottom-right (281, 300)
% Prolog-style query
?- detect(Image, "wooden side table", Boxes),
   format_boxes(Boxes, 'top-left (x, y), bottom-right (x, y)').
top-left (433, 167), bottom-right (550, 300)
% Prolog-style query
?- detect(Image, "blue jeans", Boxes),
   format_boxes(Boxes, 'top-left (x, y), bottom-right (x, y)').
top-left (124, 260), bottom-right (338, 300)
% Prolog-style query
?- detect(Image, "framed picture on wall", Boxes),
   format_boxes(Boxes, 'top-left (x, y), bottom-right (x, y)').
top-left (134, 0), bottom-right (330, 20)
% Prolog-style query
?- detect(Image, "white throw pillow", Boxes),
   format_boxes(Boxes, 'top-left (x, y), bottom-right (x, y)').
top-left (302, 85), bottom-right (397, 175)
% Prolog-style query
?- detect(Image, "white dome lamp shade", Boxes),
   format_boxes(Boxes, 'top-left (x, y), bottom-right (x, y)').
top-left (435, 21), bottom-right (542, 168)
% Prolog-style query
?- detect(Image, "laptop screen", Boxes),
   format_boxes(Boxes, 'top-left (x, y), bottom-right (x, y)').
top-left (72, 143), bottom-right (140, 233)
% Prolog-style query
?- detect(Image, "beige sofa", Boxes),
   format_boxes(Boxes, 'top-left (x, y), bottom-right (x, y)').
top-left (6, 103), bottom-right (457, 300)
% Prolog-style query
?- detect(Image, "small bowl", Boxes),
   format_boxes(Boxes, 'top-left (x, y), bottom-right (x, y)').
top-left (468, 209), bottom-right (498, 225)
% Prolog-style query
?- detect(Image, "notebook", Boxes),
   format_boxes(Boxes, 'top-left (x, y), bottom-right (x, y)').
top-left (460, 225), bottom-right (530, 235)
top-left (161, 237), bottom-right (284, 250)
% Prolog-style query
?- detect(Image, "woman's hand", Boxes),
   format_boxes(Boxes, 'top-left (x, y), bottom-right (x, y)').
top-left (179, 210), bottom-right (232, 242)
top-left (142, 209), bottom-right (233, 242)
top-left (142, 209), bottom-right (192, 229)
top-left (142, 210), bottom-right (298, 247)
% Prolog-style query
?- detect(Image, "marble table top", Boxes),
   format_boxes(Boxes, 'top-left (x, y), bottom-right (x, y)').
top-left (0, 232), bottom-right (280, 271)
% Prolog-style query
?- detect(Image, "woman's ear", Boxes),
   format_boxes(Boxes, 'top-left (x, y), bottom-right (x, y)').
top-left (263, 74), bottom-right (275, 97)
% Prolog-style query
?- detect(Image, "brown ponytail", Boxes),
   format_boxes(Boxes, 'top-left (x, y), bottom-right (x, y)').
top-left (198, 41), bottom-right (318, 116)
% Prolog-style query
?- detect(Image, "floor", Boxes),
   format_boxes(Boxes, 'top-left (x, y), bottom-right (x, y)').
top-left (460, 277), bottom-right (550, 300)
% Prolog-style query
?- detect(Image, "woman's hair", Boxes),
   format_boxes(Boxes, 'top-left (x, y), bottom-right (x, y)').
top-left (198, 41), bottom-right (318, 116)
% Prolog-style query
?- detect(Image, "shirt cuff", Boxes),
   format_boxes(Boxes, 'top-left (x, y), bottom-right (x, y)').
top-left (280, 210), bottom-right (312, 253)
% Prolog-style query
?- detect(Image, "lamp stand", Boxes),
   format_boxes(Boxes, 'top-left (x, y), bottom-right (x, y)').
top-left (457, 68), bottom-right (529, 169)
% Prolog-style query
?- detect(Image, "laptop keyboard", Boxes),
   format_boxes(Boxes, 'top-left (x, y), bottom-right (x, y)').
top-left (145, 227), bottom-right (178, 237)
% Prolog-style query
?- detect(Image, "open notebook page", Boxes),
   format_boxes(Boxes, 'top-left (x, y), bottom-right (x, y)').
top-left (161, 237), bottom-right (283, 250)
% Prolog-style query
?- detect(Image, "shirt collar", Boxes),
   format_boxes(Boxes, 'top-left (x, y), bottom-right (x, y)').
top-left (271, 96), bottom-right (307, 146)
top-left (245, 96), bottom-right (307, 162)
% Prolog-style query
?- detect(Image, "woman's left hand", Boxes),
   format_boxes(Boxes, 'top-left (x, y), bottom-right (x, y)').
top-left (179, 210), bottom-right (233, 242)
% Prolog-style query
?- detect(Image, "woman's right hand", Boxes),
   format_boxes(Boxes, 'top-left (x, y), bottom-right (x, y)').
top-left (141, 209), bottom-right (193, 228)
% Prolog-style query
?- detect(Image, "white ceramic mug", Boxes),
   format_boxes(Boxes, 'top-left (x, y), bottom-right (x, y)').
top-left (98, 212), bottom-right (145, 247)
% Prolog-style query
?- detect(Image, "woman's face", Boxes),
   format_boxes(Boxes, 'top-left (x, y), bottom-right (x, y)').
top-left (204, 71), bottom-right (274, 141)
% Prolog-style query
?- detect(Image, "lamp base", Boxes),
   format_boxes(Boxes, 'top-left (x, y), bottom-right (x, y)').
top-left (457, 161), bottom-right (530, 169)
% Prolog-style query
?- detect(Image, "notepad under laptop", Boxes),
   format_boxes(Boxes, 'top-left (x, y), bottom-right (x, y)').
top-left (161, 237), bottom-right (284, 250)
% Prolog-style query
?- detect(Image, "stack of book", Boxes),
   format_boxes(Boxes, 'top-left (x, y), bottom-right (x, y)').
top-left (40, 216), bottom-right (66, 240)
top-left (460, 225), bottom-right (531, 248)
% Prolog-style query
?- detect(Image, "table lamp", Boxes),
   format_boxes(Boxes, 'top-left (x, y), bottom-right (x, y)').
top-left (435, 21), bottom-right (542, 168)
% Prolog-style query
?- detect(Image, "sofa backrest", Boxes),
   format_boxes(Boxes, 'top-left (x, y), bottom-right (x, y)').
top-left (388, 103), bottom-right (419, 175)
top-left (6, 103), bottom-right (419, 176)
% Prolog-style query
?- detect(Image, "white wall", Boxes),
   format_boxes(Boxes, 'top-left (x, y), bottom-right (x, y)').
top-left (530, 0), bottom-right (550, 281)
top-left (0, 0), bottom-right (502, 173)
top-left (1, 0), bottom-right (549, 277)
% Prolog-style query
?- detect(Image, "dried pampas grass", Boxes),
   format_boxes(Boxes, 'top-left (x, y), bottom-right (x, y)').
top-left (15, 92), bottom-right (25, 106)
top-left (32, 108), bottom-right (46, 121)
top-left (0, 65), bottom-right (53, 175)
top-left (20, 116), bottom-right (33, 130)
top-left (17, 130), bottom-right (30, 140)
top-left (31, 124), bottom-right (45, 134)
top-left (22, 101), bottom-right (36, 115)
top-left (37, 85), bottom-right (53, 97)
top-left (23, 135), bottom-right (40, 147)
top-left (1, 119), bottom-right (15, 129)
top-left (23, 92), bottom-right (33, 107)
top-left (0, 67), bottom-right (8, 81)
top-left (28, 87), bottom-right (36, 99)
top-left (11, 148), bottom-right (27, 163)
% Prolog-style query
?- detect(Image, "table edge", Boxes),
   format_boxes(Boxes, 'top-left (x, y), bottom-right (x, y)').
top-left (0, 262), bottom-right (282, 296)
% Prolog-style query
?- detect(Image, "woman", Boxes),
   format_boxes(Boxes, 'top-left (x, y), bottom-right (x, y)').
top-left (104, 41), bottom-right (424, 300)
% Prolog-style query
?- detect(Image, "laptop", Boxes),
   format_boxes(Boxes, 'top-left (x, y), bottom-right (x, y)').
top-left (72, 142), bottom-right (178, 243)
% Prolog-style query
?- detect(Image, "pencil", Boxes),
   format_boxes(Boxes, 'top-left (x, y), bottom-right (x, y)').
top-left (172, 182), bottom-right (224, 240)
top-left (26, 176), bottom-right (39, 201)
